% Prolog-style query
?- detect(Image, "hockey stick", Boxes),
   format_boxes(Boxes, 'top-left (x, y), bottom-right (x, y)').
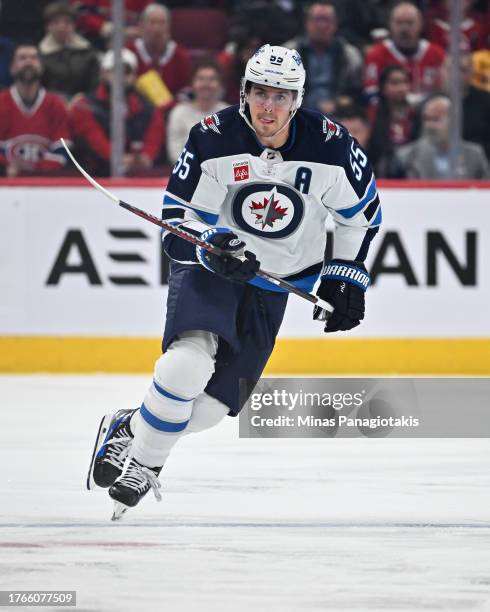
top-left (61, 139), bottom-right (333, 314)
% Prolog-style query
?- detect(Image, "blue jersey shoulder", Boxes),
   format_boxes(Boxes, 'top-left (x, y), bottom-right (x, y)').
top-left (188, 105), bottom-right (254, 162)
top-left (292, 108), bottom-right (350, 167)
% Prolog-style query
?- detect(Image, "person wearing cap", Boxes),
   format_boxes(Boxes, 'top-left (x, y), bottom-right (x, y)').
top-left (69, 48), bottom-right (164, 176)
top-left (86, 44), bottom-right (382, 519)
top-left (40, 1), bottom-right (99, 99)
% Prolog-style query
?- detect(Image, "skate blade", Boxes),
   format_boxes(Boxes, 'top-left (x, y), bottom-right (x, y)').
top-left (111, 501), bottom-right (129, 521)
top-left (86, 414), bottom-right (113, 490)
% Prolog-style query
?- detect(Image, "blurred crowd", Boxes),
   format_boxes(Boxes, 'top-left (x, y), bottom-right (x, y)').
top-left (0, 0), bottom-right (488, 179)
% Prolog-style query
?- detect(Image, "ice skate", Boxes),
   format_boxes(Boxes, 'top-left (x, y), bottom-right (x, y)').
top-left (109, 458), bottom-right (163, 521)
top-left (87, 408), bottom-right (135, 490)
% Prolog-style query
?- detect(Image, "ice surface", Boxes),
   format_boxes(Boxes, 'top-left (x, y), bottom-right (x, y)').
top-left (0, 375), bottom-right (489, 611)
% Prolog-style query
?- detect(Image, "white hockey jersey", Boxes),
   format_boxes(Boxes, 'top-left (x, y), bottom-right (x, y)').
top-left (162, 105), bottom-right (381, 292)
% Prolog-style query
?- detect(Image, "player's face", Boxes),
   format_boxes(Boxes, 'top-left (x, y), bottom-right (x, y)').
top-left (247, 84), bottom-right (295, 141)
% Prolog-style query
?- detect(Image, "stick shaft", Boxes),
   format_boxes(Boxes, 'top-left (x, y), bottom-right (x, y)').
top-left (61, 139), bottom-right (333, 312)
top-left (119, 199), bottom-right (326, 307)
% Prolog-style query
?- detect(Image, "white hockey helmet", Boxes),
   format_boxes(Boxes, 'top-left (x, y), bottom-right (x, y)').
top-left (239, 44), bottom-right (305, 122)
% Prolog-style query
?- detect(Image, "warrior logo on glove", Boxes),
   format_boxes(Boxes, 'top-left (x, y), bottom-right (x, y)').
top-left (314, 259), bottom-right (371, 333)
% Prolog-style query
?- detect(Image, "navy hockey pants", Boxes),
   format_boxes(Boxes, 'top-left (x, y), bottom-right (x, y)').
top-left (163, 263), bottom-right (288, 416)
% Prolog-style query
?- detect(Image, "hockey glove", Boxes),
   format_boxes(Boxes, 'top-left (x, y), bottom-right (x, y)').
top-left (313, 259), bottom-right (370, 332)
top-left (196, 227), bottom-right (260, 282)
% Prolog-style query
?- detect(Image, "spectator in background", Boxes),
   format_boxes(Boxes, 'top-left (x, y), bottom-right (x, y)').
top-left (335, 0), bottom-right (387, 50)
top-left (40, 2), bottom-right (99, 99)
top-left (369, 65), bottom-right (417, 176)
top-left (0, 36), bottom-right (14, 88)
top-left (70, 48), bottom-right (164, 177)
top-left (0, 43), bottom-right (70, 177)
top-left (167, 59), bottom-right (227, 164)
top-left (471, 49), bottom-right (490, 94)
top-left (425, 0), bottom-right (487, 52)
top-left (333, 104), bottom-right (371, 150)
top-left (228, 1), bottom-right (297, 47)
top-left (442, 54), bottom-right (490, 161)
top-left (286, 1), bottom-right (363, 114)
top-left (128, 3), bottom-right (192, 110)
top-left (396, 94), bottom-right (489, 179)
top-left (217, 31), bottom-right (264, 105)
top-left (70, 0), bottom-right (152, 49)
top-left (0, 0), bottom-right (56, 43)
top-left (364, 1), bottom-right (446, 106)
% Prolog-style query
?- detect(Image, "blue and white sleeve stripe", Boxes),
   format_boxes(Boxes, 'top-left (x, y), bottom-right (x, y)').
top-left (163, 192), bottom-right (219, 225)
top-left (335, 174), bottom-right (381, 227)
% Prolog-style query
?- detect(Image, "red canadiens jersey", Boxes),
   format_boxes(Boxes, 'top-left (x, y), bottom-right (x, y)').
top-left (128, 39), bottom-right (192, 97)
top-left (70, 83), bottom-right (164, 166)
top-left (427, 18), bottom-right (487, 51)
top-left (368, 105), bottom-right (416, 146)
top-left (71, 0), bottom-right (153, 35)
top-left (0, 86), bottom-right (70, 172)
top-left (364, 39), bottom-right (446, 103)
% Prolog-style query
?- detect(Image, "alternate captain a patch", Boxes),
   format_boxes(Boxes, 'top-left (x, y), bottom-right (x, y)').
top-left (232, 183), bottom-right (304, 239)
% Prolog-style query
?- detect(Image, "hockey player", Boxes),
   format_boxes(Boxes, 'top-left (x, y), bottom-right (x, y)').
top-left (87, 44), bottom-right (381, 519)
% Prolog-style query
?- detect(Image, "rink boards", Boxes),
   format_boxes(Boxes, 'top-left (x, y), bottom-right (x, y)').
top-left (1, 179), bottom-right (489, 374)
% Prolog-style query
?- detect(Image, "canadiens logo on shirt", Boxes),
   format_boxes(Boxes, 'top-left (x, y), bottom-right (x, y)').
top-left (6, 134), bottom-right (51, 170)
top-left (233, 160), bottom-right (249, 182)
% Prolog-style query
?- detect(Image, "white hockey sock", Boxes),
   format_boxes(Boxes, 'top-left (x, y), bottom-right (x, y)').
top-left (131, 331), bottom-right (217, 468)
top-left (183, 392), bottom-right (229, 435)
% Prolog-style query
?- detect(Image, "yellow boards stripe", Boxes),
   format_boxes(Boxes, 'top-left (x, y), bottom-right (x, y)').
top-left (0, 337), bottom-right (489, 374)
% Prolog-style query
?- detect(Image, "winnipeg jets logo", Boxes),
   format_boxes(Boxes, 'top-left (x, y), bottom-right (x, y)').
top-left (249, 187), bottom-right (288, 229)
top-left (322, 117), bottom-right (342, 142)
top-left (232, 183), bottom-right (304, 239)
top-left (200, 114), bottom-right (221, 134)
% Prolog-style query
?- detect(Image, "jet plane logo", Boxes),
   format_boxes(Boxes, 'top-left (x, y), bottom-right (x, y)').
top-left (322, 117), bottom-right (342, 142)
top-left (249, 187), bottom-right (288, 229)
top-left (232, 183), bottom-right (304, 239)
top-left (200, 114), bottom-right (221, 134)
